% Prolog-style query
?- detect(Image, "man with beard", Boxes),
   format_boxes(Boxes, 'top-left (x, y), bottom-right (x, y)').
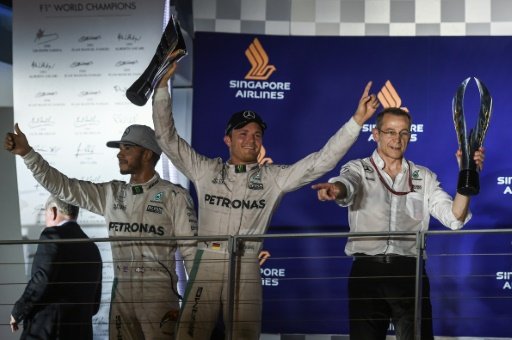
top-left (5, 124), bottom-right (198, 340)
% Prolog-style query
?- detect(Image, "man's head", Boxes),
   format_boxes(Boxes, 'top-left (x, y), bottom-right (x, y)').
top-left (107, 124), bottom-right (161, 173)
top-left (225, 110), bottom-right (267, 136)
top-left (44, 195), bottom-right (79, 227)
top-left (107, 124), bottom-right (162, 155)
top-left (375, 108), bottom-right (412, 130)
top-left (224, 110), bottom-right (267, 164)
top-left (372, 108), bottom-right (412, 161)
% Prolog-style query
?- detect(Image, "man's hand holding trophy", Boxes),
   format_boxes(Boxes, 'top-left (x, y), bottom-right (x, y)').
top-left (126, 15), bottom-right (186, 106)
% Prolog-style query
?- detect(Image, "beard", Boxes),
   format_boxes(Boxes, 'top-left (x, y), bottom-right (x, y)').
top-left (119, 163), bottom-right (136, 175)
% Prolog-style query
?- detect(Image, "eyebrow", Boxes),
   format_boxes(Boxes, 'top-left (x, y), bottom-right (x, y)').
top-left (236, 127), bottom-right (262, 133)
top-left (381, 128), bottom-right (410, 131)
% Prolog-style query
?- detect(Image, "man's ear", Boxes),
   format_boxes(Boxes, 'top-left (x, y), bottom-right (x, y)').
top-left (372, 128), bottom-right (380, 142)
top-left (223, 135), bottom-right (231, 148)
top-left (50, 206), bottom-right (58, 221)
top-left (142, 149), bottom-right (153, 163)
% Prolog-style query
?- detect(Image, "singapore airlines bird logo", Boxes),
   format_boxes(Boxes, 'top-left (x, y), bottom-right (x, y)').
top-left (244, 38), bottom-right (276, 80)
top-left (377, 80), bottom-right (408, 111)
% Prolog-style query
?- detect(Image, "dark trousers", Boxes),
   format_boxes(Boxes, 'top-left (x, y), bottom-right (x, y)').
top-left (348, 255), bottom-right (434, 340)
top-left (20, 304), bottom-right (93, 340)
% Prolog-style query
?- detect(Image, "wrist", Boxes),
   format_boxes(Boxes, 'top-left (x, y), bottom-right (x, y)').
top-left (352, 115), bottom-right (364, 126)
top-left (334, 182), bottom-right (345, 199)
top-left (20, 147), bottom-right (33, 158)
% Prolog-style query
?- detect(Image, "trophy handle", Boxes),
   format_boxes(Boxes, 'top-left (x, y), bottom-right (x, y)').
top-left (473, 78), bottom-right (493, 148)
top-left (452, 77), bottom-right (470, 157)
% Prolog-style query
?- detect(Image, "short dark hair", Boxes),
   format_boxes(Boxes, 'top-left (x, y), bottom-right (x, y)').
top-left (45, 195), bottom-right (79, 219)
top-left (375, 107), bottom-right (412, 130)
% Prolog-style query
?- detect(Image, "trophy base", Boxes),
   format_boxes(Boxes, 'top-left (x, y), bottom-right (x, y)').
top-left (457, 169), bottom-right (480, 196)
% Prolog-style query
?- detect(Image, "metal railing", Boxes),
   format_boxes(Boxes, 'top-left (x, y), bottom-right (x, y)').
top-left (1, 228), bottom-right (511, 340)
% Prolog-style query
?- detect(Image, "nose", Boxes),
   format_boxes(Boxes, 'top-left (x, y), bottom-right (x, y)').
top-left (391, 134), bottom-right (402, 143)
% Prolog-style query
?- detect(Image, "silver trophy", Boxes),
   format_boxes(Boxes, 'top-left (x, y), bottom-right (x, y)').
top-left (452, 77), bottom-right (492, 196)
top-left (126, 15), bottom-right (187, 106)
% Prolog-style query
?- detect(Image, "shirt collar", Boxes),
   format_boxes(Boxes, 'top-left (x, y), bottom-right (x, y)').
top-left (57, 219), bottom-right (76, 226)
top-left (371, 150), bottom-right (410, 174)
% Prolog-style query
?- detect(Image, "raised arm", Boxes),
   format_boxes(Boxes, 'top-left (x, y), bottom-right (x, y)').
top-left (152, 63), bottom-right (215, 182)
top-left (274, 81), bottom-right (379, 193)
top-left (4, 124), bottom-right (109, 215)
top-left (157, 60), bottom-right (177, 89)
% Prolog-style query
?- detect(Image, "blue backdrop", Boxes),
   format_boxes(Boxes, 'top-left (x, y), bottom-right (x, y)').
top-left (192, 32), bottom-right (512, 336)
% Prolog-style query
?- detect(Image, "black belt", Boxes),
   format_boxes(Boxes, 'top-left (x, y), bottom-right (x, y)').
top-left (353, 253), bottom-right (416, 264)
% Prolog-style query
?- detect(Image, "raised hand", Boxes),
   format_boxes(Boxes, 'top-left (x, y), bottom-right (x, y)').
top-left (352, 81), bottom-right (380, 126)
top-left (157, 54), bottom-right (180, 88)
top-left (4, 124), bottom-right (32, 157)
top-left (456, 146), bottom-right (485, 171)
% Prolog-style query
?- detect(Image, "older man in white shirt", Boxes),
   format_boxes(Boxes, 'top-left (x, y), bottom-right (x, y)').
top-left (312, 107), bottom-right (485, 340)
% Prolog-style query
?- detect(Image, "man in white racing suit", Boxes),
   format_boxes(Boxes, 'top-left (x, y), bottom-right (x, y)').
top-left (152, 63), bottom-right (380, 339)
top-left (4, 124), bottom-right (198, 340)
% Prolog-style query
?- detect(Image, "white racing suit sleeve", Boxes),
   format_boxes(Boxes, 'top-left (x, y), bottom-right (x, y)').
top-left (22, 149), bottom-right (107, 215)
top-left (171, 187), bottom-right (198, 274)
top-left (153, 87), bottom-right (216, 183)
top-left (273, 117), bottom-right (362, 193)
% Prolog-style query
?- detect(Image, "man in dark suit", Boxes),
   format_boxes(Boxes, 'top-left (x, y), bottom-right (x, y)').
top-left (10, 195), bottom-right (102, 340)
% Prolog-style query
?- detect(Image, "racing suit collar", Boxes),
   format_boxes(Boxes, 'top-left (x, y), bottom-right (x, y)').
top-left (129, 172), bottom-right (160, 188)
top-left (225, 162), bottom-right (259, 173)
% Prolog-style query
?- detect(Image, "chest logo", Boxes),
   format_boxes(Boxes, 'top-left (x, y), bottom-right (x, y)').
top-left (412, 170), bottom-right (422, 180)
top-left (362, 162), bottom-right (374, 173)
top-left (248, 171), bottom-right (264, 190)
top-left (146, 205), bottom-right (163, 214)
top-left (152, 192), bottom-right (163, 202)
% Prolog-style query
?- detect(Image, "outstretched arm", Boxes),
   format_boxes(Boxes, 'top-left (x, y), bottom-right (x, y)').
top-left (311, 181), bottom-right (348, 201)
top-left (5, 124), bottom-right (109, 215)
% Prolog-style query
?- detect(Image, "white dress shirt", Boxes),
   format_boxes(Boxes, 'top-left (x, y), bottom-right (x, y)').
top-left (330, 150), bottom-right (471, 256)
